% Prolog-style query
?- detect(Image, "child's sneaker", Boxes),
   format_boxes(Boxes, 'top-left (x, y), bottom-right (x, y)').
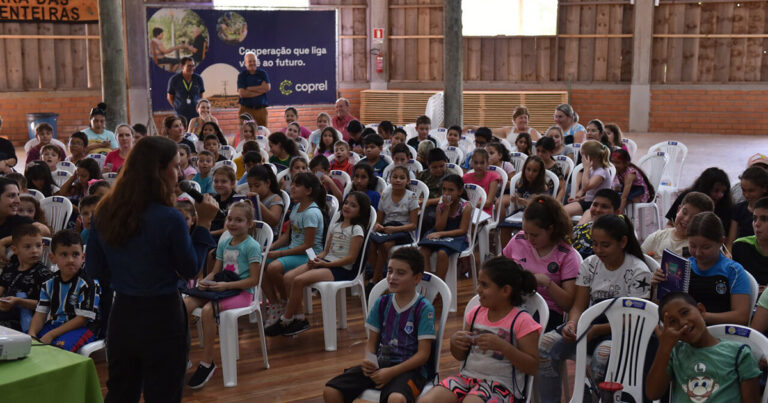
top-left (282, 318), bottom-right (310, 336)
top-left (264, 320), bottom-right (286, 337)
top-left (187, 362), bottom-right (216, 389)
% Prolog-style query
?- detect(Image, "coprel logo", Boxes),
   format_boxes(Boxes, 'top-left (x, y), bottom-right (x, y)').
top-left (278, 79), bottom-right (329, 96)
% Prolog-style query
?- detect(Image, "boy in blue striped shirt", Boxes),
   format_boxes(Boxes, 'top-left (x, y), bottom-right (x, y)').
top-left (324, 247), bottom-right (436, 403)
top-left (28, 229), bottom-right (100, 352)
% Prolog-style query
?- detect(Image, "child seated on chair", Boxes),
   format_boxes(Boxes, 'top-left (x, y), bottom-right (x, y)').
top-left (417, 148), bottom-right (449, 231)
top-left (391, 128), bottom-right (407, 147)
top-left (572, 189), bottom-right (622, 259)
top-left (0, 224), bottom-right (52, 332)
top-left (497, 156), bottom-right (550, 246)
top-left (27, 123), bottom-right (66, 163)
top-left (236, 151), bottom-right (262, 186)
top-left (609, 149), bottom-right (654, 213)
top-left (266, 191), bottom-right (370, 338)
top-left (330, 141), bottom-right (355, 177)
top-left (280, 156), bottom-right (308, 191)
top-left (537, 215), bottom-right (651, 403)
top-left (406, 115), bottom-right (437, 150)
top-left (41, 144), bottom-right (63, 173)
top-left (210, 166), bottom-right (238, 239)
top-left (324, 247), bottom-right (436, 403)
top-left (28, 229), bottom-right (100, 352)
top-left (233, 140), bottom-right (260, 179)
top-left (418, 256), bottom-right (540, 403)
top-left (183, 200), bottom-right (261, 389)
top-left (203, 134), bottom-right (226, 162)
top-left (369, 166), bottom-right (420, 285)
top-left (386, 143), bottom-right (417, 181)
top-left (18, 195), bottom-right (50, 237)
top-left (650, 212), bottom-right (752, 325)
top-left (646, 292), bottom-right (761, 402)
top-left (310, 155), bottom-right (344, 203)
top-left (563, 140), bottom-right (612, 219)
top-left (193, 150), bottom-right (216, 195)
top-left (360, 134), bottom-right (389, 177)
top-left (418, 174), bottom-right (471, 282)
top-left (734, 196), bottom-right (768, 290)
top-left (76, 195), bottom-right (100, 244)
top-left (642, 191), bottom-right (713, 265)
top-left (246, 165), bottom-right (285, 236)
top-left (351, 163), bottom-right (380, 210)
top-left (57, 158), bottom-right (103, 206)
top-left (25, 161), bottom-right (56, 198)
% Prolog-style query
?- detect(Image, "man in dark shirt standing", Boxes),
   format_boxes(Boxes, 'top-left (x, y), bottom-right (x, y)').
top-left (237, 52), bottom-right (271, 127)
top-left (166, 57), bottom-right (205, 124)
top-left (187, 27), bottom-right (207, 65)
top-left (0, 116), bottom-right (17, 174)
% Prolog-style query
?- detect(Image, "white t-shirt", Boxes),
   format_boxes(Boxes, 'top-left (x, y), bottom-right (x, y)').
top-left (325, 222), bottom-right (365, 270)
top-left (641, 227), bottom-right (688, 264)
top-left (379, 189), bottom-right (419, 224)
top-left (576, 253), bottom-right (652, 304)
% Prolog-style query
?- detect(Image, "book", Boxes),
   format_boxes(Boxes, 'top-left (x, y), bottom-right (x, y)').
top-left (655, 249), bottom-right (691, 301)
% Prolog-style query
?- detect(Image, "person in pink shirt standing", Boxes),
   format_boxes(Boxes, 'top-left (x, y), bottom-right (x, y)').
top-left (502, 194), bottom-right (581, 331)
top-left (104, 124), bottom-right (134, 173)
top-left (331, 98), bottom-right (357, 141)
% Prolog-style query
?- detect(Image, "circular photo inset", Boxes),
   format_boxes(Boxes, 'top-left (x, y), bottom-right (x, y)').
top-left (217, 11), bottom-right (248, 45)
top-left (200, 63), bottom-right (242, 108)
top-left (148, 8), bottom-right (209, 73)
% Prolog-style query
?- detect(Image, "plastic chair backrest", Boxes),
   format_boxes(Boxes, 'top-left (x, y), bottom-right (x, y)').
top-left (276, 168), bottom-right (291, 189)
top-left (40, 196), bottom-right (73, 233)
top-left (445, 146), bottom-right (464, 165)
top-left (745, 270), bottom-right (759, 312)
top-left (219, 145), bottom-right (236, 160)
top-left (499, 138), bottom-right (515, 154)
top-left (213, 159), bottom-right (236, 172)
top-left (56, 161), bottom-right (76, 174)
top-left (570, 164), bottom-right (584, 199)
top-left (707, 324), bottom-right (768, 402)
top-left (276, 190), bottom-right (291, 237)
top-left (368, 273), bottom-right (451, 384)
top-left (458, 137), bottom-right (475, 154)
top-left (571, 297), bottom-right (659, 403)
top-left (86, 154), bottom-right (106, 171)
top-left (648, 140), bottom-right (688, 188)
top-left (408, 179), bottom-right (430, 241)
top-left (295, 137), bottom-right (309, 153)
top-left (553, 155), bottom-right (574, 183)
top-left (252, 220), bottom-right (274, 290)
top-left (326, 195), bottom-right (339, 223)
top-left (255, 135), bottom-right (269, 152)
top-left (331, 170), bottom-right (353, 197)
top-left (51, 169), bottom-right (72, 188)
top-left (622, 138), bottom-right (638, 158)
top-left (637, 151), bottom-right (669, 191)
top-left (403, 123), bottom-right (417, 139)
top-left (375, 176), bottom-right (386, 193)
top-left (41, 237), bottom-right (52, 267)
top-left (466, 166), bottom-right (508, 225)
top-left (509, 152), bottom-right (528, 173)
top-left (425, 91), bottom-right (444, 128)
top-left (104, 172), bottom-right (119, 186)
top-left (23, 189), bottom-right (44, 201)
top-left (464, 184), bottom-right (487, 248)
top-left (446, 163), bottom-right (463, 176)
top-left (544, 169), bottom-right (560, 199)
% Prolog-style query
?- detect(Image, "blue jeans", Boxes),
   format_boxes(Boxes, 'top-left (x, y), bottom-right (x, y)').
top-left (537, 330), bottom-right (611, 403)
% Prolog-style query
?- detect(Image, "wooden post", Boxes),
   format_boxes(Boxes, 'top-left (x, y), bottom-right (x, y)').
top-left (443, 0), bottom-right (462, 127)
top-left (369, 0), bottom-right (388, 90)
top-left (99, 0), bottom-right (127, 128)
top-left (629, 0), bottom-right (653, 132)
top-left (124, 0), bottom-right (150, 123)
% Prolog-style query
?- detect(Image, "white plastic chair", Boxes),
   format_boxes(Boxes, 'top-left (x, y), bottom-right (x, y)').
top-left (386, 179), bottom-right (430, 255)
top-left (381, 161), bottom-right (419, 182)
top-left (509, 152), bottom-right (528, 173)
top-left (56, 161), bottom-right (76, 174)
top-left (458, 136), bottom-right (475, 154)
top-left (86, 154), bottom-right (106, 171)
top-left (194, 221), bottom-right (273, 386)
top-left (295, 137), bottom-right (309, 153)
top-left (103, 172), bottom-right (119, 186)
top-left (330, 170), bottom-right (353, 197)
top-left (374, 176), bottom-right (386, 193)
top-left (632, 152), bottom-right (670, 240)
top-left (707, 324), bottom-right (768, 402)
top-left (23, 189), bottom-right (44, 201)
top-left (40, 196), bottom-right (73, 233)
top-left (213, 159), bottom-right (236, 172)
top-left (569, 164), bottom-right (585, 223)
top-left (553, 155), bottom-right (575, 186)
top-left (51, 169), bottom-right (72, 188)
top-left (25, 138), bottom-right (66, 153)
top-left (446, 163), bottom-right (463, 177)
top-left (648, 141), bottom-right (688, 216)
top-left (499, 138), bottom-right (515, 154)
top-left (326, 195), bottom-right (339, 223)
top-left (445, 146), bottom-right (464, 165)
top-left (570, 297), bottom-right (659, 403)
top-left (430, 127), bottom-right (447, 146)
top-left (464, 292), bottom-right (549, 403)
top-left (276, 168), bottom-right (291, 191)
top-left (622, 138), bottom-right (638, 159)
top-left (745, 270), bottom-right (759, 316)
top-left (305, 207), bottom-right (377, 351)
top-left (275, 190), bottom-right (291, 238)
top-left (470, 166), bottom-right (508, 260)
top-left (424, 91), bottom-right (444, 128)
top-left (428, 184), bottom-right (485, 312)
top-left (219, 145), bottom-right (236, 160)
top-left (254, 135), bottom-right (269, 152)
top-left (359, 273), bottom-right (451, 401)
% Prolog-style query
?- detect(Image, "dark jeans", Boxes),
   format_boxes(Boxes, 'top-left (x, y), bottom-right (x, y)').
top-left (105, 293), bottom-right (189, 403)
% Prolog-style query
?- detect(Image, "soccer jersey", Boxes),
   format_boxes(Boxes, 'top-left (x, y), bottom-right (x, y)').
top-left (733, 236), bottom-right (768, 285)
top-left (216, 234), bottom-right (262, 295)
top-left (502, 233), bottom-right (581, 315)
top-left (668, 340), bottom-right (761, 402)
top-left (688, 254), bottom-right (751, 314)
top-left (366, 292), bottom-right (436, 378)
top-left (36, 270), bottom-right (99, 327)
top-left (462, 305), bottom-right (541, 393)
top-left (576, 254), bottom-right (652, 305)
top-left (572, 222), bottom-right (594, 259)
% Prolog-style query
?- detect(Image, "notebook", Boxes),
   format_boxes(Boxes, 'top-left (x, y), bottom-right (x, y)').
top-left (655, 248), bottom-right (691, 301)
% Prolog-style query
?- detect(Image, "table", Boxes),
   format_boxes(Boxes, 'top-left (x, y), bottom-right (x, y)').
top-left (0, 344), bottom-right (103, 403)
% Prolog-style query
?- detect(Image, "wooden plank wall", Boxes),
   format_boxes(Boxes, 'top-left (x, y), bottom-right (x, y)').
top-left (651, 1), bottom-right (768, 83)
top-left (311, 0), bottom-right (368, 82)
top-left (389, 0), bottom-right (634, 83)
top-left (0, 22), bottom-right (100, 91)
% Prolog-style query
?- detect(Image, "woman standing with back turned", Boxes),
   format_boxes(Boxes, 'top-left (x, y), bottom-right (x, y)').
top-left (86, 136), bottom-right (218, 402)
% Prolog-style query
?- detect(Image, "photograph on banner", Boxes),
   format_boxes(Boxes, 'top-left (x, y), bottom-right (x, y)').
top-left (148, 9), bottom-right (210, 72)
top-left (147, 8), bottom-right (337, 109)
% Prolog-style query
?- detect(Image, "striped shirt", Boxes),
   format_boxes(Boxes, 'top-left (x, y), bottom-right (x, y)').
top-left (36, 270), bottom-right (100, 327)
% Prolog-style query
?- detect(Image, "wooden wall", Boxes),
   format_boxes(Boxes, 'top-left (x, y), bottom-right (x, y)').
top-left (651, 1), bottom-right (768, 83)
top-left (0, 22), bottom-right (101, 91)
top-left (311, 0), bottom-right (368, 82)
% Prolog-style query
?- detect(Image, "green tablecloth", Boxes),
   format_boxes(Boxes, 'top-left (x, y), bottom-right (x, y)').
top-left (0, 344), bottom-right (103, 403)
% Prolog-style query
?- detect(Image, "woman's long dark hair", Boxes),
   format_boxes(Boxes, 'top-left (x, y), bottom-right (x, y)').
top-left (269, 132), bottom-right (298, 157)
top-left (201, 121), bottom-right (227, 145)
top-left (339, 191), bottom-right (372, 229)
top-left (686, 167), bottom-right (732, 216)
top-left (96, 136), bottom-right (179, 245)
top-left (24, 161), bottom-right (55, 197)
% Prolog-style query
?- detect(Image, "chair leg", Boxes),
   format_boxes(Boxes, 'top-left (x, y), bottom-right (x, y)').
top-left (196, 314), bottom-right (204, 348)
top-left (337, 290), bottom-right (348, 330)
top-left (447, 255), bottom-right (458, 313)
top-left (357, 281), bottom-right (368, 339)
top-left (304, 287), bottom-right (313, 314)
top-left (470, 254), bottom-right (478, 292)
top-left (477, 226), bottom-right (489, 262)
top-left (252, 309), bottom-right (270, 369)
top-left (219, 315), bottom-right (238, 387)
top-left (319, 289), bottom-right (339, 351)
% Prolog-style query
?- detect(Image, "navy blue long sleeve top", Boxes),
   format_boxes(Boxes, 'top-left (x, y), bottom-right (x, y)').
top-left (86, 203), bottom-right (202, 297)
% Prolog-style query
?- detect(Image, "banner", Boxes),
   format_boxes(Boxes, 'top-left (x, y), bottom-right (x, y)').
top-left (147, 8), bottom-right (337, 112)
top-left (0, 0), bottom-right (98, 22)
